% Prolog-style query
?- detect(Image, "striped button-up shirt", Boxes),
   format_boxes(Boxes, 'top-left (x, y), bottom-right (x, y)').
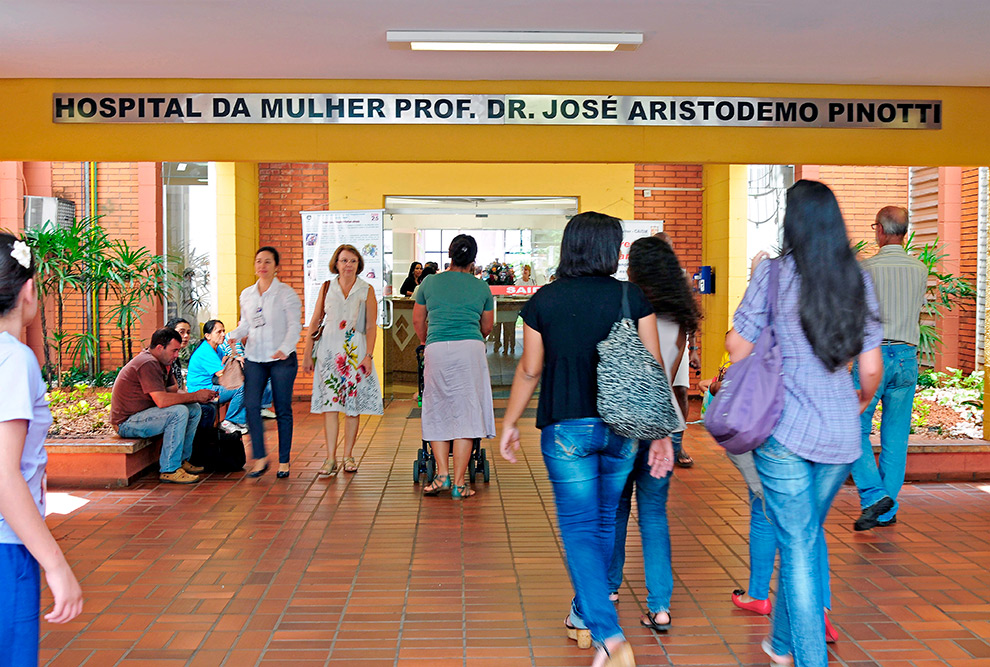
top-left (734, 257), bottom-right (884, 464)
top-left (860, 245), bottom-right (927, 346)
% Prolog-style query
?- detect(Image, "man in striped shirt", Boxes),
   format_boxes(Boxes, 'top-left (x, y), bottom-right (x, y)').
top-left (852, 206), bottom-right (927, 531)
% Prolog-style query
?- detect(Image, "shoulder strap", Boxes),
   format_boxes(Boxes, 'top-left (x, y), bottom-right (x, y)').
top-left (621, 282), bottom-right (632, 320)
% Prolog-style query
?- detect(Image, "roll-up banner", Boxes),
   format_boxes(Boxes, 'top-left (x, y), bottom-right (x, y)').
top-left (301, 210), bottom-right (385, 325)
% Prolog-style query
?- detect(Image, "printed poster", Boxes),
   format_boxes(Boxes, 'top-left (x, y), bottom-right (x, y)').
top-left (301, 210), bottom-right (385, 324)
top-left (615, 220), bottom-right (664, 281)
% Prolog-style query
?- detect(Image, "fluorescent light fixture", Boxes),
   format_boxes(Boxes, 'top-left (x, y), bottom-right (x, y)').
top-left (387, 31), bottom-right (642, 52)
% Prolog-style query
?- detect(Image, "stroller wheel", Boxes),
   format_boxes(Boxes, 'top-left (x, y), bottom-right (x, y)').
top-left (483, 459), bottom-right (491, 483)
top-left (413, 460), bottom-right (422, 484)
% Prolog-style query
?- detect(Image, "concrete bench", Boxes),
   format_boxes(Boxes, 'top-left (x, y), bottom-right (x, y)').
top-left (45, 435), bottom-right (161, 488)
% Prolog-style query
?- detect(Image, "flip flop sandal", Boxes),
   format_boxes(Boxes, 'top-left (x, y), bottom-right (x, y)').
top-left (343, 456), bottom-right (358, 473)
top-left (318, 459), bottom-right (339, 477)
top-left (675, 453), bottom-right (694, 468)
top-left (640, 610), bottom-right (671, 632)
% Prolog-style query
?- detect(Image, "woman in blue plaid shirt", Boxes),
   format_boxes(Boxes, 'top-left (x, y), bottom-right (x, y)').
top-left (727, 181), bottom-right (884, 667)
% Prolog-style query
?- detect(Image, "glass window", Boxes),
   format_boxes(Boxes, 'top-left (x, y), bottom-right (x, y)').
top-left (162, 162), bottom-right (217, 343)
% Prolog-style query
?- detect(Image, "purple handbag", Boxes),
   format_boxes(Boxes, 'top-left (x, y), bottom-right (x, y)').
top-left (705, 259), bottom-right (783, 454)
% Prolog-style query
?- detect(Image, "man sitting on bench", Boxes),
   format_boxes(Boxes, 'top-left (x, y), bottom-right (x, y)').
top-left (111, 328), bottom-right (218, 484)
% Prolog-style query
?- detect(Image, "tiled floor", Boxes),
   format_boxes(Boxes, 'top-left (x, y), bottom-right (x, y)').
top-left (41, 399), bottom-right (990, 666)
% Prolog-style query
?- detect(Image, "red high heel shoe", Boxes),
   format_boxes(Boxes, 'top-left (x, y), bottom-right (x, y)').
top-left (824, 612), bottom-right (839, 643)
top-left (732, 589), bottom-right (772, 615)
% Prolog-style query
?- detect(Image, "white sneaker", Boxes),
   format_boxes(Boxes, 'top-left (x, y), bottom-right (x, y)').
top-left (221, 420), bottom-right (247, 434)
top-left (260, 408), bottom-right (277, 419)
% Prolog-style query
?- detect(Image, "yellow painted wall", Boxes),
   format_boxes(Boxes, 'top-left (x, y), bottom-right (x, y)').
top-left (700, 165), bottom-right (749, 380)
top-left (327, 163), bottom-right (634, 218)
top-left (3, 79), bottom-right (990, 166)
top-left (215, 163), bottom-right (259, 328)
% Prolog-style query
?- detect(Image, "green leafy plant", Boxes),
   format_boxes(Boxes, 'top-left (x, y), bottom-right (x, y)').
top-left (19, 217), bottom-right (176, 384)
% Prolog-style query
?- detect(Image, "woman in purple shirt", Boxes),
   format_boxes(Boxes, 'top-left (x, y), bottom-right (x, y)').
top-left (726, 181), bottom-right (883, 667)
top-left (0, 233), bottom-right (83, 665)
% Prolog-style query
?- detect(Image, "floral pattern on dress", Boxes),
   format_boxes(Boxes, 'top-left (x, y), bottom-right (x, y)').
top-left (311, 278), bottom-right (383, 416)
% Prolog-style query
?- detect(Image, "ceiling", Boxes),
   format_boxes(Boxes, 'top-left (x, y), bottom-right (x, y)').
top-left (3, 0), bottom-right (990, 87)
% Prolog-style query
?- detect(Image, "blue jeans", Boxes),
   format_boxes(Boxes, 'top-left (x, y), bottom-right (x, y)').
top-left (852, 344), bottom-right (918, 521)
top-left (244, 354), bottom-right (297, 463)
top-left (118, 403), bottom-right (202, 473)
top-left (753, 437), bottom-right (849, 667)
top-left (670, 430), bottom-right (683, 460)
top-left (607, 441), bottom-right (672, 615)
top-left (217, 383), bottom-right (272, 425)
top-left (541, 418), bottom-right (637, 645)
top-left (0, 544), bottom-right (40, 667)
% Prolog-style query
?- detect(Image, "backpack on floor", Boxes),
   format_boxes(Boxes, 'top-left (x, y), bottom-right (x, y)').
top-left (190, 425), bottom-right (246, 473)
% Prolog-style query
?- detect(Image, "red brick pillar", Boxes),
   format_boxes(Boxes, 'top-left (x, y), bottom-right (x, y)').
top-left (935, 167), bottom-right (963, 371)
top-left (136, 163), bottom-right (164, 349)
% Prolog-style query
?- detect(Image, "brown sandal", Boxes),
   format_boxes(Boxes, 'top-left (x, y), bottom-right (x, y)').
top-left (343, 456), bottom-right (358, 473)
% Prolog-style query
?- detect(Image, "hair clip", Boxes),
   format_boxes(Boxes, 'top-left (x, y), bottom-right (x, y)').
top-left (11, 240), bottom-right (31, 269)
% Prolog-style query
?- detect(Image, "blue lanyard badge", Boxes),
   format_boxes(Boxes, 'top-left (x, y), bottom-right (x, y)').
top-left (251, 305), bottom-right (267, 328)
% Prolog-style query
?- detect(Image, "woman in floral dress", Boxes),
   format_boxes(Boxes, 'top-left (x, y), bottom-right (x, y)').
top-left (303, 244), bottom-right (383, 476)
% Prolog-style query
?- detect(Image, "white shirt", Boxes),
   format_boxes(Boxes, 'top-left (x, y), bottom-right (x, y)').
top-left (230, 278), bottom-right (303, 363)
top-left (0, 332), bottom-right (51, 544)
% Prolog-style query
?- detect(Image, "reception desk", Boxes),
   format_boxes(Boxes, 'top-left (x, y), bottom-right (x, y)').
top-left (384, 295), bottom-right (531, 390)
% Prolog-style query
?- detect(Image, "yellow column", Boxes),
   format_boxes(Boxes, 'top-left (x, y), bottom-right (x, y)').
top-left (699, 165), bottom-right (749, 380)
top-left (215, 162), bottom-right (259, 328)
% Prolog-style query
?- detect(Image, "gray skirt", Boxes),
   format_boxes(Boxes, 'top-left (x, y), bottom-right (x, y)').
top-left (422, 339), bottom-right (496, 441)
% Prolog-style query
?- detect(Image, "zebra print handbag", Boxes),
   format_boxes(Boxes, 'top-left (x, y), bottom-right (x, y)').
top-left (597, 283), bottom-right (681, 440)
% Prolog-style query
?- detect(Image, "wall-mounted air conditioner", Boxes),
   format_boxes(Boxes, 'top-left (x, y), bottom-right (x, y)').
top-left (23, 196), bottom-right (76, 230)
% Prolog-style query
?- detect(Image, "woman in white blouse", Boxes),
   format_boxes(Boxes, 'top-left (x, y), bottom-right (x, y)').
top-left (229, 246), bottom-right (303, 478)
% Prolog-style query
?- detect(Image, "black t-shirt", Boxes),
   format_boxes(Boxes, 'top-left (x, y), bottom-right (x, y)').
top-left (520, 276), bottom-right (653, 429)
top-left (399, 276), bottom-right (418, 296)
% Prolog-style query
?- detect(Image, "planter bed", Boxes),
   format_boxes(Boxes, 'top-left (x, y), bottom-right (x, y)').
top-left (879, 436), bottom-right (990, 482)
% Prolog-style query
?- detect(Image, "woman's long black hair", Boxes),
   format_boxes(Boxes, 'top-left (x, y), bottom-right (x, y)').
top-left (783, 179), bottom-right (867, 371)
top-left (0, 233), bottom-right (35, 317)
top-left (405, 261), bottom-right (422, 281)
top-left (627, 236), bottom-right (701, 334)
top-left (556, 211), bottom-right (623, 279)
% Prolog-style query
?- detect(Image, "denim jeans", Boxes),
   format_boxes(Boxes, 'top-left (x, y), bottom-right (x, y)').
top-left (753, 437), bottom-right (849, 667)
top-left (852, 344), bottom-right (918, 522)
top-left (244, 354), bottom-right (297, 463)
top-left (670, 430), bottom-right (683, 460)
top-left (118, 403), bottom-right (202, 473)
top-left (0, 544), bottom-right (40, 667)
top-left (541, 418), bottom-right (637, 645)
top-left (607, 441), bottom-right (672, 615)
top-left (217, 383), bottom-right (272, 425)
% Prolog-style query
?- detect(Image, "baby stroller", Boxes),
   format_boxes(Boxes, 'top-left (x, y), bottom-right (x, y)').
top-left (412, 344), bottom-right (491, 484)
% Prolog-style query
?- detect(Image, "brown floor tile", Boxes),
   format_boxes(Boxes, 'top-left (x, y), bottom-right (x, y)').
top-left (38, 401), bottom-right (990, 666)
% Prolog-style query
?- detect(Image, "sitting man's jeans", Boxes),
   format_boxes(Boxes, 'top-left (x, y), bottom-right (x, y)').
top-left (541, 418), bottom-right (637, 645)
top-left (754, 437), bottom-right (849, 667)
top-left (852, 343), bottom-right (918, 522)
top-left (607, 439), bottom-right (672, 615)
top-left (118, 403), bottom-right (202, 473)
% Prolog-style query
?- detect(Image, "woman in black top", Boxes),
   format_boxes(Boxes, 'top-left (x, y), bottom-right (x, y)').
top-left (399, 262), bottom-right (422, 297)
top-left (499, 212), bottom-right (674, 667)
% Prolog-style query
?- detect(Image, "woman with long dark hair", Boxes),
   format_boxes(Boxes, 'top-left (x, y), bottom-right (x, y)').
top-left (0, 233), bottom-right (83, 663)
top-left (500, 212), bottom-right (673, 667)
top-left (726, 180), bottom-right (883, 667)
top-left (399, 261), bottom-right (422, 297)
top-left (607, 235), bottom-right (699, 632)
top-left (413, 234), bottom-right (495, 499)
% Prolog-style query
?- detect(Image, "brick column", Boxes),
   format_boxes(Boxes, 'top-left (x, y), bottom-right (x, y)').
top-left (935, 167), bottom-right (963, 371)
